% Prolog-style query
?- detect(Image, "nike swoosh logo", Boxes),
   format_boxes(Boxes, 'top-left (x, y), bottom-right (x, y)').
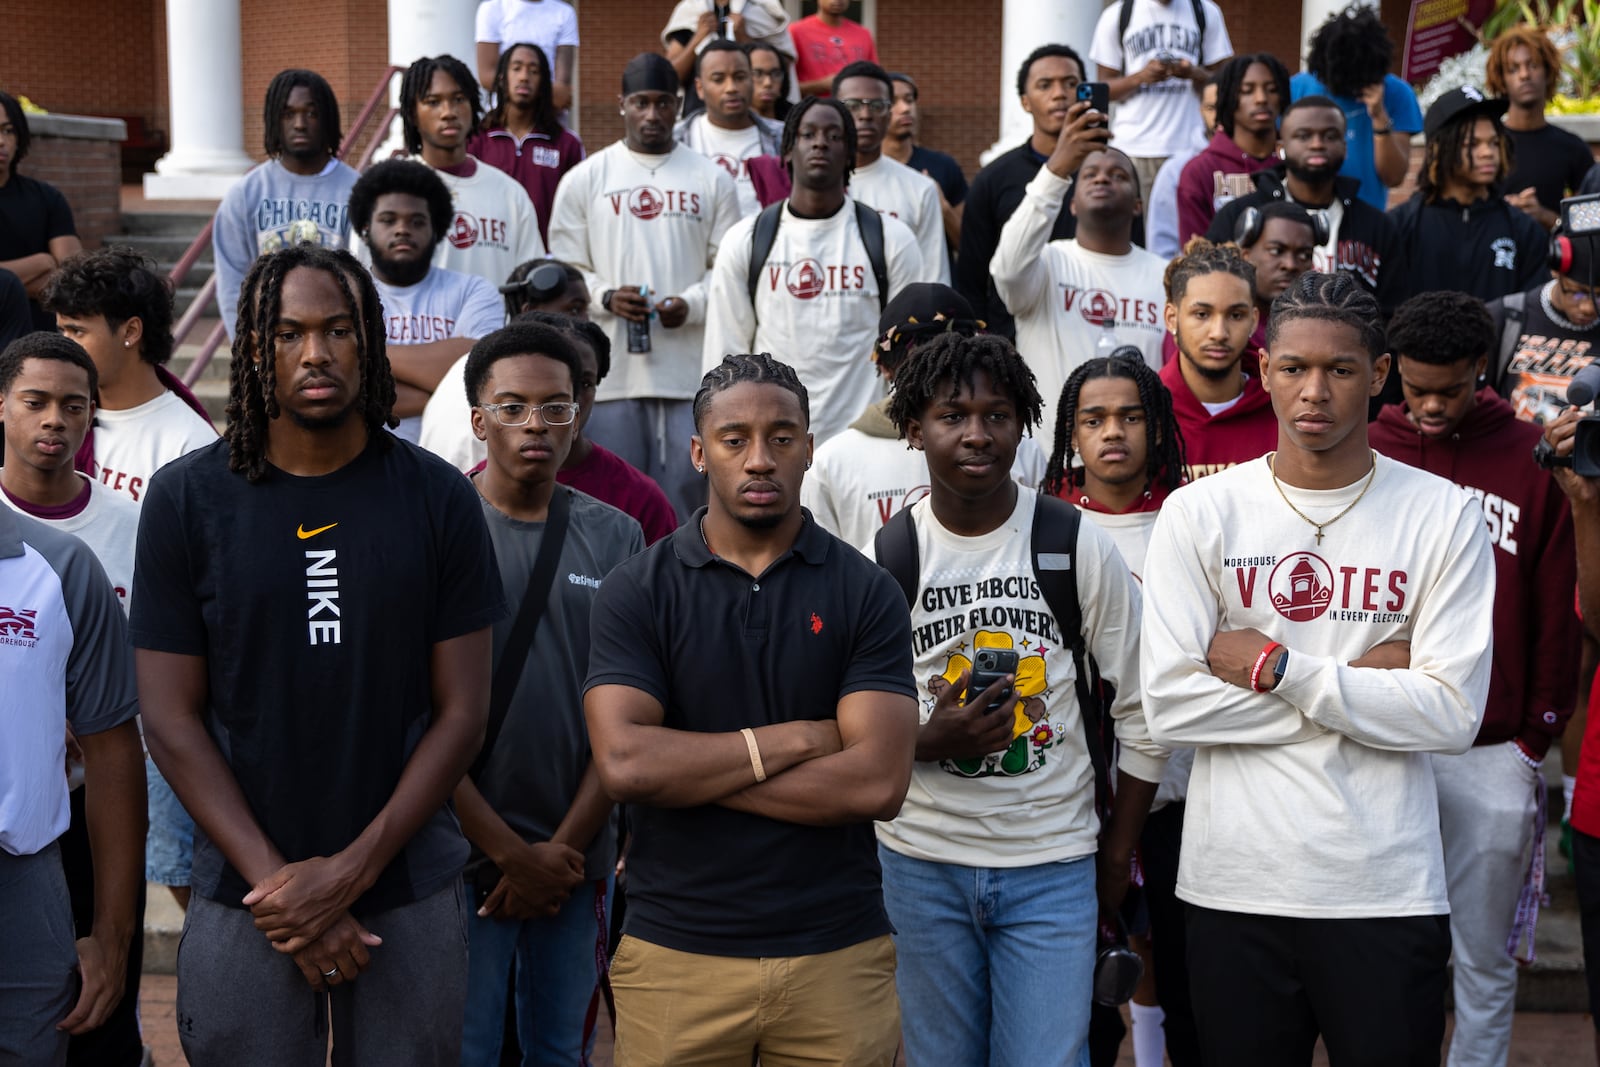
top-left (296, 523), bottom-right (339, 540)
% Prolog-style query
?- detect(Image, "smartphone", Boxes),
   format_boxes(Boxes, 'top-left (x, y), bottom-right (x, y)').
top-left (1076, 82), bottom-right (1110, 129)
top-left (965, 648), bottom-right (1019, 714)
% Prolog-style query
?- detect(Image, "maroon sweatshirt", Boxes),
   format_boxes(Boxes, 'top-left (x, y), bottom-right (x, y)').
top-left (1371, 388), bottom-right (1579, 755)
top-left (1176, 129), bottom-right (1279, 247)
top-left (1159, 355), bottom-right (1278, 482)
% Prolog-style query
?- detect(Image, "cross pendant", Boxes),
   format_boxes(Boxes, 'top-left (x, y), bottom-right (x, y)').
top-left (1314, 527), bottom-right (1324, 545)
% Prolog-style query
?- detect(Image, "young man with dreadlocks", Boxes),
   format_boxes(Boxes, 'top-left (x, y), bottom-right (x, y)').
top-left (1175, 53), bottom-right (1288, 245)
top-left (1369, 291), bottom-right (1578, 1065)
top-left (130, 245), bottom-right (504, 1066)
top-left (393, 54), bottom-right (546, 292)
top-left (584, 352), bottom-right (917, 1066)
top-left (213, 70), bottom-right (360, 342)
top-left (1492, 26), bottom-right (1593, 231)
top-left (550, 53), bottom-right (739, 519)
top-left (1390, 88), bottom-right (1546, 304)
top-left (703, 95), bottom-right (921, 445)
top-left (467, 43), bottom-right (585, 247)
top-left (1141, 272), bottom-right (1495, 1064)
top-left (875, 332), bottom-right (1164, 1067)
top-left (801, 282), bottom-right (1046, 552)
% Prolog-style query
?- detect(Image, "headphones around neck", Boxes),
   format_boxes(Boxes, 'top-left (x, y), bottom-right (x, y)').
top-left (1234, 204), bottom-right (1331, 250)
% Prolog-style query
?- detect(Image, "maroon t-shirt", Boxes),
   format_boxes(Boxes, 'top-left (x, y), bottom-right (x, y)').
top-left (555, 442), bottom-right (678, 545)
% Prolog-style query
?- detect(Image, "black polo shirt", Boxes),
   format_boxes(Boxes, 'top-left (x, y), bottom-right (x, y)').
top-left (585, 507), bottom-right (915, 957)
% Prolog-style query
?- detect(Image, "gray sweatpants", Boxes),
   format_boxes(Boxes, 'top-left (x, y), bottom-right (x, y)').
top-left (176, 881), bottom-right (469, 1067)
top-left (0, 842), bottom-right (76, 1067)
top-left (585, 397), bottom-right (704, 522)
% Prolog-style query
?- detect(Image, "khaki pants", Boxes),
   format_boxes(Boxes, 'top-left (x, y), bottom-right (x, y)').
top-left (610, 933), bottom-right (900, 1067)
top-left (1130, 155), bottom-right (1168, 221)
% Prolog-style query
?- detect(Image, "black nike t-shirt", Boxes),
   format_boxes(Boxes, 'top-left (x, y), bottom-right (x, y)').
top-left (130, 434), bottom-right (505, 912)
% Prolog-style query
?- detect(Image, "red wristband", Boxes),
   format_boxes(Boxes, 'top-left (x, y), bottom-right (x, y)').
top-left (1250, 641), bottom-right (1283, 692)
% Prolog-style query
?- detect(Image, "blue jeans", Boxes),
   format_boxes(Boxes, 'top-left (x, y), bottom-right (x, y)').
top-left (461, 876), bottom-right (612, 1067)
top-left (145, 756), bottom-right (195, 885)
top-left (879, 845), bottom-right (1096, 1067)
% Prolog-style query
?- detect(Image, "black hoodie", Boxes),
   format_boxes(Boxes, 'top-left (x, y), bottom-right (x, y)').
top-left (1206, 167), bottom-right (1409, 314)
top-left (1386, 192), bottom-right (1547, 303)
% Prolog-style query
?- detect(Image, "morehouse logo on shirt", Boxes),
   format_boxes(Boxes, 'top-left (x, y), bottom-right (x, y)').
top-left (0, 605), bottom-right (39, 647)
top-left (1062, 286), bottom-right (1161, 327)
top-left (447, 211), bottom-right (511, 251)
top-left (768, 259), bottom-right (871, 301)
top-left (606, 186), bottom-right (704, 221)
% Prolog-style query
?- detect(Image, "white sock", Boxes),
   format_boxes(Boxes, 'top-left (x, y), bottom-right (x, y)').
top-left (1566, 774), bottom-right (1578, 823)
top-left (1129, 1001), bottom-right (1166, 1067)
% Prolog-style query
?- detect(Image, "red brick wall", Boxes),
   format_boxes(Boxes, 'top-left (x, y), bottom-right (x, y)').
top-left (29, 131), bottom-right (126, 250)
top-left (3, 1), bottom-right (161, 131)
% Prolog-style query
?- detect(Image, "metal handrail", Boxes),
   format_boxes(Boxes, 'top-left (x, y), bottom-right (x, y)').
top-left (175, 64), bottom-right (404, 388)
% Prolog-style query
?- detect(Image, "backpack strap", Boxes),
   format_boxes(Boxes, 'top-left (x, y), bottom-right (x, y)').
top-left (1494, 289), bottom-right (1528, 390)
top-left (854, 200), bottom-right (890, 313)
top-left (872, 507), bottom-right (920, 609)
top-left (1029, 494), bottom-right (1114, 826)
top-left (746, 201), bottom-right (785, 305)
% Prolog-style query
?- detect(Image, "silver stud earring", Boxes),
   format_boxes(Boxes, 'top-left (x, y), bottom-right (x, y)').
top-left (696, 465), bottom-right (705, 474)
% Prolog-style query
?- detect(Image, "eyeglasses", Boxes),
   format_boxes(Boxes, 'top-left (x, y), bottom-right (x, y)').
top-left (840, 98), bottom-right (890, 115)
top-left (477, 401), bottom-right (581, 427)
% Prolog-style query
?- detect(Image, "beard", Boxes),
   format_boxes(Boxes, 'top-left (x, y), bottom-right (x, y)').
top-left (1180, 344), bottom-right (1241, 381)
top-left (369, 245), bottom-right (432, 287)
top-left (1285, 159), bottom-right (1339, 185)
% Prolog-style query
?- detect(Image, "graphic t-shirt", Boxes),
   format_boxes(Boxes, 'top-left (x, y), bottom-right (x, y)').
top-left (374, 267), bottom-right (504, 442)
top-left (91, 389), bottom-right (218, 505)
top-left (1089, 0), bottom-right (1233, 158)
top-left (468, 126), bottom-right (587, 246)
top-left (474, 0), bottom-right (580, 58)
top-left (474, 487), bottom-right (643, 879)
top-left (788, 15), bottom-right (877, 91)
top-left (850, 156), bottom-right (950, 284)
top-left (873, 489), bottom-right (1164, 867)
top-left (129, 436), bottom-right (505, 913)
top-left (1492, 282), bottom-right (1598, 426)
top-left (692, 117), bottom-right (765, 218)
top-left (1, 473), bottom-right (139, 613)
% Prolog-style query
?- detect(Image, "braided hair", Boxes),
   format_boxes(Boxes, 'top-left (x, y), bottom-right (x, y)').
top-left (1164, 236), bottom-right (1257, 305)
top-left (1266, 270), bottom-right (1385, 360)
top-left (694, 353), bottom-right (809, 431)
top-left (225, 246), bottom-right (396, 482)
top-left (482, 43), bottom-right (559, 135)
top-left (1417, 111), bottom-right (1512, 204)
top-left (780, 96), bottom-right (857, 183)
top-left (399, 55), bottom-right (482, 156)
top-left (261, 69), bottom-right (342, 159)
top-left (1043, 356), bottom-right (1186, 498)
top-left (886, 333), bottom-right (1042, 438)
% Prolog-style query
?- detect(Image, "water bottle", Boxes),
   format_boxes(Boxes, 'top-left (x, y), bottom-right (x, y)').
top-left (1094, 317), bottom-right (1119, 361)
top-left (627, 284), bottom-right (653, 354)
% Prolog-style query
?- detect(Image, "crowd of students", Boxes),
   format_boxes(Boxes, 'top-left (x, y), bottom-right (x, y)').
top-left (7, 1), bottom-right (1600, 1066)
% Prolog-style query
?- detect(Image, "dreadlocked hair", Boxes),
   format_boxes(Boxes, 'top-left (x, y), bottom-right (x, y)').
top-left (399, 55), bottom-right (482, 155)
top-left (1043, 356), bottom-right (1185, 498)
top-left (694, 353), bottom-right (809, 431)
top-left (262, 69), bottom-right (342, 159)
top-left (886, 333), bottom-right (1042, 438)
top-left (1305, 5), bottom-right (1393, 98)
top-left (482, 43), bottom-right (559, 135)
top-left (225, 246), bottom-right (396, 483)
top-left (1267, 270), bottom-right (1385, 360)
top-left (1385, 291), bottom-right (1494, 366)
top-left (1418, 112), bottom-right (1512, 204)
top-left (780, 96), bottom-right (857, 183)
top-left (1215, 53), bottom-right (1290, 139)
top-left (1487, 26), bottom-right (1562, 101)
top-left (1164, 236), bottom-right (1256, 305)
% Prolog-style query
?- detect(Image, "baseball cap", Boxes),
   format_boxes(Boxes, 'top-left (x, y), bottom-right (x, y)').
top-left (1423, 86), bottom-right (1508, 139)
top-left (875, 283), bottom-right (980, 361)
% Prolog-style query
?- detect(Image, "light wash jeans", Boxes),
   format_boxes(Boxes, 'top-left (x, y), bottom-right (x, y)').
top-left (461, 876), bottom-right (612, 1067)
top-left (879, 845), bottom-right (1097, 1067)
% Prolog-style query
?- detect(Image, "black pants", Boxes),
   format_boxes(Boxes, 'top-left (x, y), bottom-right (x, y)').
top-left (1186, 905), bottom-right (1450, 1067)
top-left (1573, 827), bottom-right (1600, 1026)
top-left (1142, 802), bottom-right (1202, 1067)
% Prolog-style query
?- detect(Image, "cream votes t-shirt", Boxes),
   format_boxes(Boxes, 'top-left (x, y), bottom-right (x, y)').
top-left (694, 117), bottom-right (765, 218)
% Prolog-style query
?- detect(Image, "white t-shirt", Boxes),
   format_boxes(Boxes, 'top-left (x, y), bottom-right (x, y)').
top-left (1140, 455), bottom-right (1495, 918)
top-left (549, 142), bottom-right (740, 401)
top-left (374, 267), bottom-right (504, 442)
top-left (1090, 0), bottom-right (1232, 158)
top-left (802, 414), bottom-right (1047, 554)
top-left (873, 489), bottom-right (1164, 867)
top-left (702, 199), bottom-right (922, 444)
top-left (91, 389), bottom-right (217, 505)
top-left (692, 117), bottom-right (765, 218)
top-left (849, 156), bottom-right (949, 285)
top-left (991, 168), bottom-right (1168, 430)
top-left (1, 474), bottom-right (139, 615)
top-left (475, 0), bottom-right (579, 57)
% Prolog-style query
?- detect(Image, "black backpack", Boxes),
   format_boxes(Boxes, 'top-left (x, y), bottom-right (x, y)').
top-left (746, 200), bottom-right (890, 312)
top-left (873, 494), bottom-right (1115, 822)
top-left (1118, 0), bottom-right (1207, 58)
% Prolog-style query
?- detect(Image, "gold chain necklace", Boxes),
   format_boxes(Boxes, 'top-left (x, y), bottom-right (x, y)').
top-left (1268, 451), bottom-right (1378, 546)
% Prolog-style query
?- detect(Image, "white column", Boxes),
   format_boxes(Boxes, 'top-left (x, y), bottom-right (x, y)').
top-left (1299, 0), bottom-right (1379, 72)
top-left (983, 1), bottom-right (1105, 165)
top-left (143, 0), bottom-right (254, 199)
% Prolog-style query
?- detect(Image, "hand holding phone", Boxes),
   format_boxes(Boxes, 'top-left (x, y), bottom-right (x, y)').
top-left (1076, 82), bottom-right (1110, 129)
top-left (965, 648), bottom-right (1019, 714)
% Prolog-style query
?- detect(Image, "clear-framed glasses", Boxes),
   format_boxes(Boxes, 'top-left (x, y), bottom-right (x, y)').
top-left (840, 97), bottom-right (890, 115)
top-left (478, 401), bottom-right (581, 427)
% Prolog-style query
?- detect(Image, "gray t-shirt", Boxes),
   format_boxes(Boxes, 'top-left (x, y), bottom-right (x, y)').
top-left (475, 486), bottom-right (645, 878)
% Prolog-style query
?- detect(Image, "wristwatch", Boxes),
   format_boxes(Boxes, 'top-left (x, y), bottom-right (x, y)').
top-left (1272, 648), bottom-right (1289, 688)
top-left (600, 289), bottom-right (616, 312)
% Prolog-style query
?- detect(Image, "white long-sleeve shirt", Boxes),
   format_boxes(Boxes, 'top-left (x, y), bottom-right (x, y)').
top-left (875, 489), bottom-right (1165, 867)
top-left (849, 155), bottom-right (949, 284)
top-left (549, 142), bottom-right (739, 402)
top-left (1140, 454), bottom-right (1495, 918)
top-left (702, 199), bottom-right (922, 443)
top-left (991, 167), bottom-right (1167, 428)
